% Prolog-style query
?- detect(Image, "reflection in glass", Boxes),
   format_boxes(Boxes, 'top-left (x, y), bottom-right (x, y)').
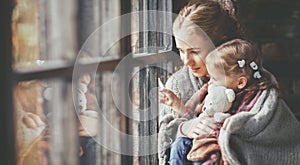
top-left (14, 80), bottom-right (47, 165)
top-left (12, 0), bottom-right (40, 67)
top-left (14, 79), bottom-right (80, 165)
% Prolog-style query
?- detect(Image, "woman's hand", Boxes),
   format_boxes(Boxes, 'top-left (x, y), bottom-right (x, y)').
top-left (180, 115), bottom-right (221, 139)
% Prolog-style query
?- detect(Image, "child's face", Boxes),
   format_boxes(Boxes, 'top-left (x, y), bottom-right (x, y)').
top-left (206, 62), bottom-right (240, 91)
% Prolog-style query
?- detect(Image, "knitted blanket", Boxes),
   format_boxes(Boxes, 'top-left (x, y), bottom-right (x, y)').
top-left (219, 89), bottom-right (300, 164)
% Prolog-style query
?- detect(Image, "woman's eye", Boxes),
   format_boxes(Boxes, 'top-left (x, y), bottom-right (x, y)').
top-left (190, 51), bottom-right (199, 55)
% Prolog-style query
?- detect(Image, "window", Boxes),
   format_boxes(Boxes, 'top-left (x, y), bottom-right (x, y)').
top-left (2, 0), bottom-right (180, 164)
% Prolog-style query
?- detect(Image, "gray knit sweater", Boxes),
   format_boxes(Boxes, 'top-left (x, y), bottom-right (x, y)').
top-left (158, 66), bottom-right (205, 164)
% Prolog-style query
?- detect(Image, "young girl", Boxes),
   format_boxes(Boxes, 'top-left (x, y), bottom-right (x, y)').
top-left (161, 39), bottom-right (300, 164)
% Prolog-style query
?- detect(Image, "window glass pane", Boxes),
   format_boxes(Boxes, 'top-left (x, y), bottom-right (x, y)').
top-left (74, 73), bottom-right (99, 165)
top-left (76, 71), bottom-right (128, 164)
top-left (78, 0), bottom-right (121, 62)
top-left (158, 0), bottom-right (173, 52)
top-left (76, 71), bottom-right (125, 164)
top-left (95, 72), bottom-right (122, 164)
top-left (14, 79), bottom-right (79, 165)
top-left (131, 0), bottom-right (173, 55)
top-left (14, 81), bottom-right (47, 165)
top-left (12, 0), bottom-right (77, 69)
top-left (12, 0), bottom-right (40, 67)
top-left (11, 0), bottom-right (123, 72)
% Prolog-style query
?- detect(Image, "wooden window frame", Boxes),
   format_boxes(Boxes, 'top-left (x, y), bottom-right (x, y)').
top-left (1, 0), bottom-right (177, 164)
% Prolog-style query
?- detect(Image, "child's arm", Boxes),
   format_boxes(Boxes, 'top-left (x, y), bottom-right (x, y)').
top-left (159, 88), bottom-right (186, 115)
top-left (158, 78), bottom-right (186, 115)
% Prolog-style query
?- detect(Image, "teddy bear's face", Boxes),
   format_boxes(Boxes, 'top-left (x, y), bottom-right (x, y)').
top-left (202, 85), bottom-right (235, 116)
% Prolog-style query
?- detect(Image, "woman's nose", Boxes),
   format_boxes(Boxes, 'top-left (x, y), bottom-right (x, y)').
top-left (182, 53), bottom-right (193, 66)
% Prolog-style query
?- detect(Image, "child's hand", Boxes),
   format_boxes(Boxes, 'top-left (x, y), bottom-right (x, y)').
top-left (158, 78), bottom-right (185, 114)
top-left (159, 88), bottom-right (184, 111)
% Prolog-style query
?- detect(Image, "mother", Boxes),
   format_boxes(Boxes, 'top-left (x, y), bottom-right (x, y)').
top-left (158, 0), bottom-right (243, 164)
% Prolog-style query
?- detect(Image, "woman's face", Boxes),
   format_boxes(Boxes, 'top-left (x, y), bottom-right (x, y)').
top-left (174, 29), bottom-right (213, 77)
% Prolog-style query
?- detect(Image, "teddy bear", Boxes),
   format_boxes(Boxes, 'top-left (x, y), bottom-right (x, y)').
top-left (201, 85), bottom-right (235, 122)
top-left (187, 85), bottom-right (235, 161)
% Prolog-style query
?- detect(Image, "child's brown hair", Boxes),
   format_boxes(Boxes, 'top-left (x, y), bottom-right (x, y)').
top-left (206, 39), bottom-right (279, 91)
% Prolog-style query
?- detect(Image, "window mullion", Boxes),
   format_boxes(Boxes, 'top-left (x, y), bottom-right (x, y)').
top-left (13, 59), bottom-right (121, 81)
top-left (0, 0), bottom-right (15, 164)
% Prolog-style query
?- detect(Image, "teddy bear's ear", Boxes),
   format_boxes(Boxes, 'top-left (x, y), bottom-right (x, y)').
top-left (225, 89), bottom-right (235, 102)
